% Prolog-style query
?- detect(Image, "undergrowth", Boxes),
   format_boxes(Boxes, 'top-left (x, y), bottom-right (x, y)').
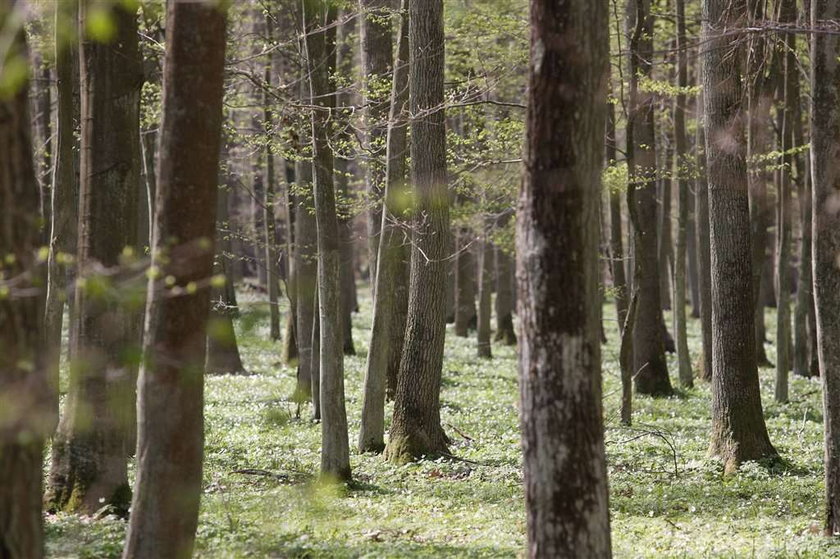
top-left (45, 289), bottom-right (838, 557)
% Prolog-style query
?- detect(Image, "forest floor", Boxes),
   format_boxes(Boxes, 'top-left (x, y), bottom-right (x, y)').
top-left (46, 286), bottom-right (839, 558)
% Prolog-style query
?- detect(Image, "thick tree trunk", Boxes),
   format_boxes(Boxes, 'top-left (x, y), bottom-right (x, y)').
top-left (518, 0), bottom-right (612, 554)
top-left (0, 18), bottom-right (50, 557)
top-left (695, 93), bottom-right (713, 382)
top-left (47, 2), bottom-right (142, 514)
top-left (811, 0), bottom-right (840, 536)
top-left (454, 230), bottom-right (476, 337)
top-left (702, 0), bottom-right (777, 473)
top-left (384, 0), bottom-right (451, 463)
top-left (627, 0), bottom-right (672, 397)
top-left (303, 0), bottom-right (351, 481)
top-left (362, 0), bottom-right (394, 283)
top-left (673, 0), bottom-right (692, 388)
top-left (358, 0), bottom-right (410, 452)
top-left (45, 0), bottom-right (80, 428)
top-left (122, 3), bottom-right (226, 556)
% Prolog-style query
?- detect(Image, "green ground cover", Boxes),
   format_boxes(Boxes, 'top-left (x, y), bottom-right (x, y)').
top-left (46, 289), bottom-right (839, 557)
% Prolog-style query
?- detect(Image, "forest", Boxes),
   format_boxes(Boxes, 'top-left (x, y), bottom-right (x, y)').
top-left (3, 0), bottom-right (840, 557)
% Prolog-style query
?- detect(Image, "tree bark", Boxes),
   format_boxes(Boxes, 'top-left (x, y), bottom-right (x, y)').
top-left (362, 0), bottom-right (394, 284)
top-left (454, 230), bottom-right (476, 337)
top-left (627, 0), bottom-right (672, 397)
top-left (774, 0), bottom-right (796, 402)
top-left (303, 0), bottom-right (351, 481)
top-left (494, 244), bottom-right (517, 345)
top-left (518, 0), bottom-right (612, 554)
top-left (673, 0), bottom-right (692, 388)
top-left (122, 2), bottom-right (226, 556)
top-left (0, 15), bottom-right (50, 557)
top-left (384, 0), bottom-right (451, 463)
top-left (702, 0), bottom-right (777, 473)
top-left (695, 92), bottom-right (713, 382)
top-left (476, 227), bottom-right (493, 359)
top-left (47, 1), bottom-right (142, 514)
top-left (263, 16), bottom-right (281, 342)
top-left (606, 100), bottom-right (629, 333)
top-left (811, 0), bottom-right (840, 536)
top-left (45, 0), bottom-right (80, 429)
top-left (358, 0), bottom-right (410, 452)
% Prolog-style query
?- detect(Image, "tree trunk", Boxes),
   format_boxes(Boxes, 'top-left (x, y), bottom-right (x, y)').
top-left (45, 0), bottom-right (80, 429)
top-left (695, 92), bottom-right (713, 382)
top-left (47, 1), bottom-right (142, 514)
top-left (476, 228), bottom-right (493, 359)
top-left (362, 0), bottom-right (394, 284)
top-left (774, 0), bottom-right (796, 402)
top-left (263, 17), bottom-right (281, 342)
top-left (122, 2), bottom-right (226, 556)
top-left (658, 142), bottom-right (673, 311)
top-left (702, 0), bottom-right (777, 473)
top-left (607, 99), bottom-right (629, 332)
top-left (673, 0), bottom-right (692, 388)
top-left (627, 0), bottom-right (672, 397)
top-left (494, 244), bottom-right (517, 345)
top-left (518, 0), bottom-right (612, 554)
top-left (359, 0), bottom-right (411, 452)
top-left (812, 0), bottom-right (840, 535)
top-left (687, 188), bottom-right (701, 319)
top-left (0, 17), bottom-right (50, 557)
top-left (206, 186), bottom-right (245, 375)
top-left (303, 0), bottom-right (351, 481)
top-left (384, 0), bottom-right (451, 463)
top-left (454, 230), bottom-right (476, 337)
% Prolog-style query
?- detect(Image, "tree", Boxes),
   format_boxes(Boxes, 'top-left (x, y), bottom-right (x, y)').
top-left (476, 222), bottom-right (493, 359)
top-left (384, 0), bottom-right (451, 463)
top-left (702, 0), bottom-right (777, 473)
top-left (811, 0), bottom-right (840, 536)
top-left (694, 92), bottom-right (712, 382)
top-left (121, 1), bottom-right (227, 556)
top-left (672, 0), bottom-right (692, 388)
top-left (358, 0), bottom-right (410, 453)
top-left (494, 243), bottom-right (517, 346)
top-left (262, 14), bottom-right (281, 342)
top-left (362, 0), bottom-right (394, 283)
top-left (47, 1), bottom-right (142, 514)
top-left (627, 0), bottom-right (672, 397)
top-left (44, 0), bottom-right (80, 424)
top-left (518, 0), bottom-right (611, 554)
top-left (0, 10), bottom-right (51, 556)
top-left (303, 0), bottom-right (351, 481)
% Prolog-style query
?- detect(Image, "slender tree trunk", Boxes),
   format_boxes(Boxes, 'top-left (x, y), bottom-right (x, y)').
top-left (263, 17), bottom-right (281, 342)
top-left (359, 0), bottom-right (411, 452)
top-left (384, 0), bottom-right (451, 463)
top-left (695, 92), bottom-right (713, 382)
top-left (702, 0), bottom-right (777, 473)
top-left (627, 0), bottom-right (672, 397)
top-left (518, 0), bottom-right (612, 554)
top-left (362, 0), bottom-right (394, 284)
top-left (454, 231), bottom-right (476, 336)
top-left (0, 16), bottom-right (50, 557)
top-left (122, 3), bottom-right (226, 556)
top-left (476, 226), bottom-right (493, 359)
top-left (336, 13), bottom-right (356, 356)
top-left (687, 188), bottom-right (701, 319)
top-left (607, 100), bottom-right (628, 332)
top-left (206, 185), bottom-right (245, 375)
top-left (303, 0), bottom-right (351, 481)
top-left (812, 0), bottom-right (840, 535)
top-left (774, 0), bottom-right (796, 402)
top-left (45, 0), bottom-right (80, 429)
top-left (48, 1), bottom-right (142, 514)
top-left (658, 142), bottom-right (673, 311)
top-left (494, 244), bottom-right (517, 345)
top-left (673, 0), bottom-right (692, 388)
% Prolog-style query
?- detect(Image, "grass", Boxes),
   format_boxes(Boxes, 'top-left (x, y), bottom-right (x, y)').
top-left (45, 287), bottom-right (840, 558)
